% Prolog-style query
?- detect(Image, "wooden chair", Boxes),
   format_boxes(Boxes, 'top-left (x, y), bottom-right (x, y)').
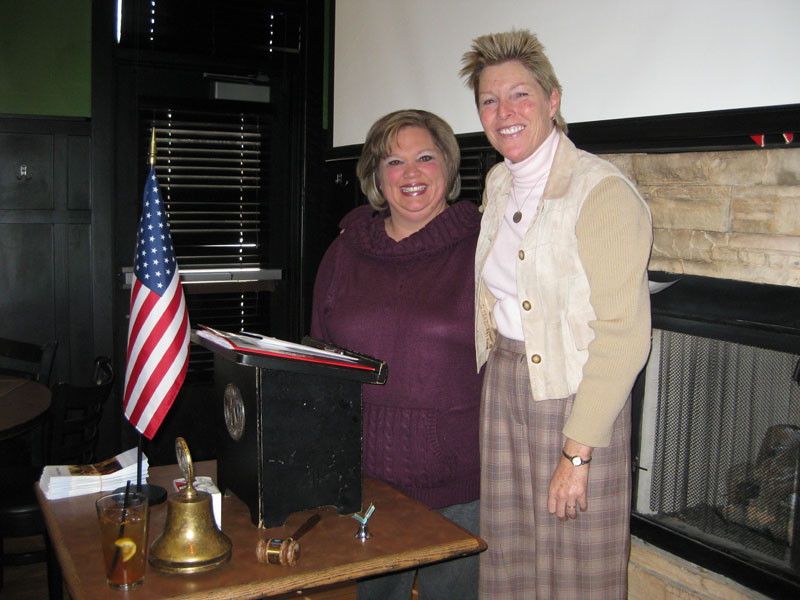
top-left (0, 337), bottom-right (58, 474)
top-left (0, 337), bottom-right (58, 387)
top-left (46, 358), bottom-right (114, 465)
top-left (0, 357), bottom-right (114, 597)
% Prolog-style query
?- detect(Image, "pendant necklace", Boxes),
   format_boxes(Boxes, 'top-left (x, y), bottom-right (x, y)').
top-left (511, 186), bottom-right (533, 223)
top-left (510, 170), bottom-right (548, 224)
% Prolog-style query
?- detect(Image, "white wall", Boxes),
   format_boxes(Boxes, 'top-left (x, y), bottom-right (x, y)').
top-left (333, 0), bottom-right (800, 147)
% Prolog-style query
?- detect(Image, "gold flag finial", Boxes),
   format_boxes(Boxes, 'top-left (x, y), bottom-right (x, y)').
top-left (149, 127), bottom-right (157, 166)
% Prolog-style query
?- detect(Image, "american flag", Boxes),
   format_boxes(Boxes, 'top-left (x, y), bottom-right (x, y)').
top-left (123, 166), bottom-right (190, 439)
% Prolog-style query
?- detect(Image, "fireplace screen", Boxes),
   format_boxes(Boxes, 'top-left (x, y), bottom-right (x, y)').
top-left (635, 329), bottom-right (800, 574)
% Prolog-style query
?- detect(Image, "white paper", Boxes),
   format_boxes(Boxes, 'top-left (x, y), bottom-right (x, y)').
top-left (40, 448), bottom-right (149, 500)
top-left (197, 325), bottom-right (359, 363)
top-left (649, 279), bottom-right (679, 294)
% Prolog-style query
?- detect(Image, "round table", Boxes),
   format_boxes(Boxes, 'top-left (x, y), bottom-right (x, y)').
top-left (0, 374), bottom-right (52, 442)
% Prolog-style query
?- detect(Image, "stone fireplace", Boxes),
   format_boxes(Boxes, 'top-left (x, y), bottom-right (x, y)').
top-left (597, 143), bottom-right (800, 598)
top-left (602, 145), bottom-right (800, 288)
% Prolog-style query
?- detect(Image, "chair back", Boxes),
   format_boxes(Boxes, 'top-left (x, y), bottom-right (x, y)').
top-left (47, 357), bottom-right (114, 465)
top-left (0, 337), bottom-right (58, 386)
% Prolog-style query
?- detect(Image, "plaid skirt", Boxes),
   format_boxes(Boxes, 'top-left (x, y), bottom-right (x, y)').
top-left (479, 335), bottom-right (631, 600)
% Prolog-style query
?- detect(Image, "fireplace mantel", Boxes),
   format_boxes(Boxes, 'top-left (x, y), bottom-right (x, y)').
top-left (648, 271), bottom-right (800, 353)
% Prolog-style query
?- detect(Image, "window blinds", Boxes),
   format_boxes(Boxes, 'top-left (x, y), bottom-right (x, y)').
top-left (140, 107), bottom-right (278, 379)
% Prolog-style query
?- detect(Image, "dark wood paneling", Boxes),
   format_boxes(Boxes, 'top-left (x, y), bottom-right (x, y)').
top-left (567, 103), bottom-right (800, 153)
top-left (0, 223), bottom-right (56, 341)
top-left (65, 223), bottom-right (95, 376)
top-left (0, 132), bottom-right (54, 209)
top-left (67, 135), bottom-right (91, 210)
top-left (91, 0), bottom-right (121, 460)
top-left (0, 117), bottom-right (93, 387)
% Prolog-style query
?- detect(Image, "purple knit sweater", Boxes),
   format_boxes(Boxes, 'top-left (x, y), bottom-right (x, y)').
top-left (310, 201), bottom-right (483, 508)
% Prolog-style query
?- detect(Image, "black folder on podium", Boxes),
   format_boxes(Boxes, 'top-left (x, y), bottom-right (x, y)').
top-left (194, 326), bottom-right (387, 528)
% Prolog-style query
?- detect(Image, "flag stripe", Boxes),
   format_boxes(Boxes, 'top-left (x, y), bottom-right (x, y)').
top-left (140, 326), bottom-right (190, 438)
top-left (134, 325), bottom-right (189, 438)
top-left (124, 275), bottom-right (188, 426)
top-left (123, 280), bottom-right (161, 405)
top-left (126, 290), bottom-right (187, 423)
top-left (124, 276), bottom-right (182, 408)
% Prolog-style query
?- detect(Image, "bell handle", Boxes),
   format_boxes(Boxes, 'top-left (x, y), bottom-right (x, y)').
top-left (175, 437), bottom-right (196, 496)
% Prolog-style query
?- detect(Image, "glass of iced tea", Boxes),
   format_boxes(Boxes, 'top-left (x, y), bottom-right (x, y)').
top-left (96, 491), bottom-right (149, 590)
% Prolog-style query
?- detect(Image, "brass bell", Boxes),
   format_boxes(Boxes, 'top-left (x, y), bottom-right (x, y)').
top-left (149, 438), bottom-right (232, 574)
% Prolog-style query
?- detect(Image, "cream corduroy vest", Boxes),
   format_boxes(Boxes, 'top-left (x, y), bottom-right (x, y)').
top-left (475, 133), bottom-right (648, 400)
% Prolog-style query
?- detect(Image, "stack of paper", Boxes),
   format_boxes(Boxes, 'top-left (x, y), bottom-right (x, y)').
top-left (40, 448), bottom-right (149, 500)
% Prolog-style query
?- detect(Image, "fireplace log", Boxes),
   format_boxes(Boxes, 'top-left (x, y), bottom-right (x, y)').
top-left (724, 425), bottom-right (800, 545)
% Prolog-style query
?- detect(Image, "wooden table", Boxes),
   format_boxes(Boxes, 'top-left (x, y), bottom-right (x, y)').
top-left (37, 460), bottom-right (486, 599)
top-left (0, 374), bottom-right (51, 441)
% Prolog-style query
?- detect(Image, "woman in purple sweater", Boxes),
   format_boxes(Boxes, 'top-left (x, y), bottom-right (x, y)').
top-left (311, 109), bottom-right (483, 600)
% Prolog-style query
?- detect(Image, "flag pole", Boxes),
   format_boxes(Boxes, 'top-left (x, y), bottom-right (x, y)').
top-left (136, 127), bottom-right (156, 493)
top-left (115, 125), bottom-right (169, 506)
top-left (149, 126), bottom-right (156, 167)
top-left (136, 126), bottom-right (166, 504)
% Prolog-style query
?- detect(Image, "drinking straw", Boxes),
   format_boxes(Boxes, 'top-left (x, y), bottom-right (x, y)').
top-left (108, 480), bottom-right (131, 575)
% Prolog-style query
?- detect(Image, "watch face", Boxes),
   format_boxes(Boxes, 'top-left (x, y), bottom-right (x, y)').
top-left (572, 456), bottom-right (582, 466)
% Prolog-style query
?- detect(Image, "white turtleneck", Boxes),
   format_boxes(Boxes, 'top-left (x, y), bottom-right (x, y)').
top-left (482, 127), bottom-right (560, 341)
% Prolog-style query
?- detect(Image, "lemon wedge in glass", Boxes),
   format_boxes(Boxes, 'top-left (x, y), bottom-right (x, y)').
top-left (114, 537), bottom-right (137, 562)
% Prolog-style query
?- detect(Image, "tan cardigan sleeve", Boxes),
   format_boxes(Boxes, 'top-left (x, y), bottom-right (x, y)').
top-left (562, 176), bottom-right (653, 447)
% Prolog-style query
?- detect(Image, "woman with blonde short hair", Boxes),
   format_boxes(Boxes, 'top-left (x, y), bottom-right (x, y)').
top-left (461, 30), bottom-right (653, 599)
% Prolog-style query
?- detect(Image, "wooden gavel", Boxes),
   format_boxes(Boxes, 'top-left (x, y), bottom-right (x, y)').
top-left (256, 513), bottom-right (320, 566)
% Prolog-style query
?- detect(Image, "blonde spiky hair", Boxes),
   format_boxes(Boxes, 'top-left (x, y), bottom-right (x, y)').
top-left (460, 29), bottom-right (567, 133)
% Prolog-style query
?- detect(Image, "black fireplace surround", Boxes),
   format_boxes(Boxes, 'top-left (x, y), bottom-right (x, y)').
top-left (632, 272), bottom-right (800, 599)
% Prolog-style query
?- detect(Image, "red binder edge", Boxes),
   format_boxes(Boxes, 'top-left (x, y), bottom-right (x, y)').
top-left (196, 325), bottom-right (376, 372)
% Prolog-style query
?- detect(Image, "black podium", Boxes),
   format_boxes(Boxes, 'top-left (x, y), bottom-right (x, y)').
top-left (196, 331), bottom-right (387, 528)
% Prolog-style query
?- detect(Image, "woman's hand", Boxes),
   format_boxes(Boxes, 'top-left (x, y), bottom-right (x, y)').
top-left (547, 439), bottom-right (593, 521)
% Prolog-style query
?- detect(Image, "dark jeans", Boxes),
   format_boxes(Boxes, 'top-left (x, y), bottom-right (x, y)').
top-left (357, 499), bottom-right (480, 600)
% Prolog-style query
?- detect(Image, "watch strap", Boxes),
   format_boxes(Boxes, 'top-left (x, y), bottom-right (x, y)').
top-left (562, 449), bottom-right (592, 466)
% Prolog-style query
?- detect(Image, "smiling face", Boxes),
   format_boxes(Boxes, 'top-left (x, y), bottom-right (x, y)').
top-left (377, 126), bottom-right (448, 236)
top-left (478, 60), bottom-right (560, 163)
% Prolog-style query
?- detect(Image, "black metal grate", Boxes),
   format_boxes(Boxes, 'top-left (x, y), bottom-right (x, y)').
top-left (644, 329), bottom-right (800, 571)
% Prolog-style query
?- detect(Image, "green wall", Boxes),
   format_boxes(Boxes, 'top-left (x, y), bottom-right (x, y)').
top-left (0, 0), bottom-right (91, 117)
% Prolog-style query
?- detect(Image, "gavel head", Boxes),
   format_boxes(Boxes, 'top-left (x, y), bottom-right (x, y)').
top-left (256, 537), bottom-right (300, 566)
